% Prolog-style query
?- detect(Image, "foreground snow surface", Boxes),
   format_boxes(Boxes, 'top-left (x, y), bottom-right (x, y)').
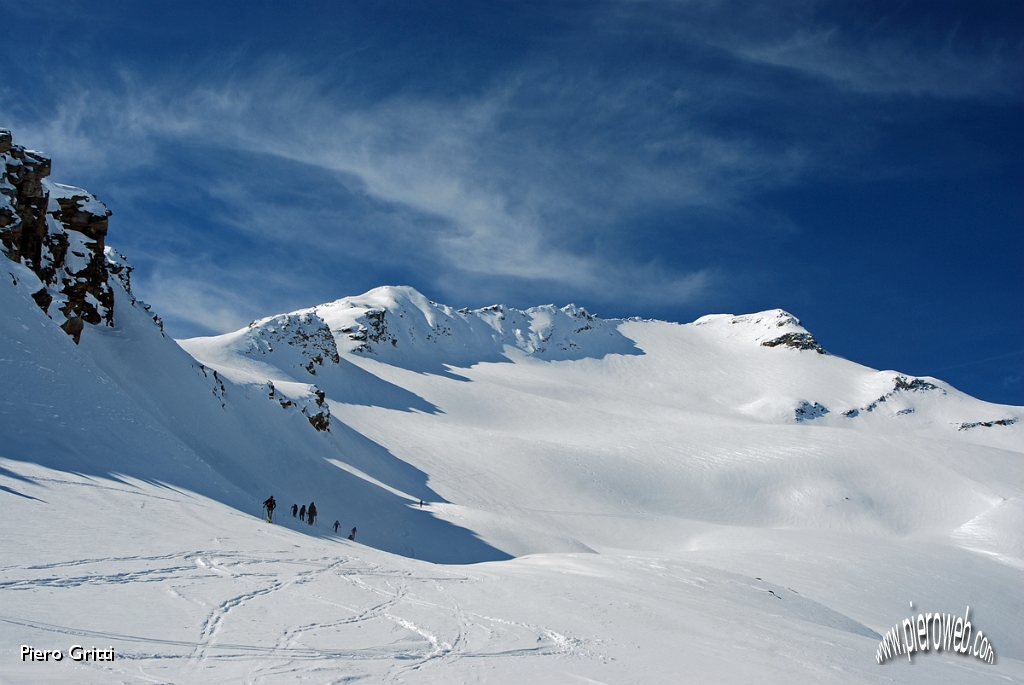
top-left (3, 460), bottom-right (1022, 684)
top-left (3, 283), bottom-right (1023, 683)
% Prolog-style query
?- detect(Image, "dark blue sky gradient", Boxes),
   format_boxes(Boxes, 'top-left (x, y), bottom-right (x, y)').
top-left (2, 0), bottom-right (1022, 404)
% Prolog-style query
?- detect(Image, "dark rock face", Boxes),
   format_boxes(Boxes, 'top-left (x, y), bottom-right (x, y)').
top-left (893, 377), bottom-right (938, 393)
top-left (306, 389), bottom-right (331, 432)
top-left (794, 401), bottom-right (829, 421)
top-left (244, 311), bottom-right (342, 372)
top-left (761, 332), bottom-right (825, 354)
top-left (266, 380), bottom-right (332, 432)
top-left (340, 308), bottom-right (398, 353)
top-left (0, 129), bottom-right (115, 343)
top-left (959, 418), bottom-right (1018, 431)
top-left (0, 130), bottom-right (52, 266)
top-left (843, 374), bottom-right (947, 418)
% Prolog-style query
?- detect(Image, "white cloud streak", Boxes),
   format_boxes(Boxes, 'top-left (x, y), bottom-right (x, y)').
top-left (615, 0), bottom-right (1024, 100)
top-left (144, 272), bottom-right (254, 336)
top-left (2, 65), bottom-right (788, 323)
top-left (5, 1), bottom-right (1015, 333)
top-left (721, 28), bottom-right (1023, 99)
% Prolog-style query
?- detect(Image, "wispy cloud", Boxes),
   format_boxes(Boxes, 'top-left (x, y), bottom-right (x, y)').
top-left (2, 61), bottom-right (799, 331)
top-left (624, 0), bottom-right (1024, 100)
top-left (144, 271), bottom-right (255, 336)
top-left (722, 28), bottom-right (1023, 99)
top-left (3, 0), bottom-right (1018, 337)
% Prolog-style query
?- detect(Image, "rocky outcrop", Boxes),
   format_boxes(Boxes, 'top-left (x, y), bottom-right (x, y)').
top-left (959, 418), bottom-right (1018, 431)
top-left (842, 374), bottom-right (946, 418)
top-left (341, 308), bottom-right (396, 354)
top-left (104, 246), bottom-right (164, 333)
top-left (322, 287), bottom-right (634, 364)
top-left (694, 309), bottom-right (827, 354)
top-left (267, 380), bottom-right (332, 432)
top-left (193, 363), bottom-right (227, 408)
top-left (794, 401), bottom-right (829, 421)
top-left (761, 332), bottom-right (825, 354)
top-left (0, 129), bottom-right (115, 342)
top-left (244, 311), bottom-right (341, 374)
top-left (756, 313), bottom-right (825, 353)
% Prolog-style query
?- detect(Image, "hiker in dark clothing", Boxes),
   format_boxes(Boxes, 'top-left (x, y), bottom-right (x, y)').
top-left (333, 520), bottom-right (340, 533)
top-left (291, 504), bottom-right (298, 518)
top-left (263, 496), bottom-right (276, 523)
top-left (307, 502), bottom-right (317, 525)
top-left (299, 504), bottom-right (306, 522)
top-left (348, 527), bottom-right (356, 540)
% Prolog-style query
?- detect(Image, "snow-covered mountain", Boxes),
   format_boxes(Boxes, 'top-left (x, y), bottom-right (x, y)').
top-left (175, 285), bottom-right (1022, 552)
top-left (2, 129), bottom-right (1022, 683)
top-left (184, 287), bottom-right (1020, 442)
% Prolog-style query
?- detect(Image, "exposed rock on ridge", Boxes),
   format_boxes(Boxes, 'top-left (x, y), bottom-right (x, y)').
top-left (267, 380), bottom-right (332, 432)
top-left (841, 374), bottom-right (946, 418)
top-left (312, 285), bottom-right (640, 369)
top-left (959, 418), bottom-right (1018, 431)
top-left (0, 129), bottom-right (116, 342)
top-left (761, 331), bottom-right (824, 354)
top-left (693, 309), bottom-right (827, 354)
top-left (244, 311), bottom-right (342, 376)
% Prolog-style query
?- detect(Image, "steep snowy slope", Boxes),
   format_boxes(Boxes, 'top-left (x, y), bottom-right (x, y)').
top-left (181, 286), bottom-right (1023, 557)
top-left (0, 131), bottom-right (506, 565)
top-left (2, 253), bottom-right (509, 564)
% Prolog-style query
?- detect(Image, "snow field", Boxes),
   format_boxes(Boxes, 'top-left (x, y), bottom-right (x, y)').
top-left (4, 460), bottom-right (1018, 684)
top-left (3, 277), bottom-right (1022, 682)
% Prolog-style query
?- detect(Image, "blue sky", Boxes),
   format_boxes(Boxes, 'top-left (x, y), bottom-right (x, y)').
top-left (2, 1), bottom-right (1022, 405)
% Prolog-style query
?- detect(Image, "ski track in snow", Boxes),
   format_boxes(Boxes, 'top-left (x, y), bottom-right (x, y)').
top-left (3, 469), bottom-right (1021, 684)
top-left (10, 546), bottom-right (580, 684)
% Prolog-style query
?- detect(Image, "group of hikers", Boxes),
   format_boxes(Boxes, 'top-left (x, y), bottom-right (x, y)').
top-left (262, 496), bottom-right (356, 540)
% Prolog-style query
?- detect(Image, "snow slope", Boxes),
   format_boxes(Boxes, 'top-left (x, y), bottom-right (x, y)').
top-left (1, 262), bottom-right (508, 565)
top-left (3, 275), bottom-right (1023, 683)
top-left (180, 286), bottom-right (1024, 555)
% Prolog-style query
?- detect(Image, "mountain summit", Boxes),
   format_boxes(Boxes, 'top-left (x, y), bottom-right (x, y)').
top-left (182, 285), bottom-right (641, 382)
top-left (181, 286), bottom-right (1020, 445)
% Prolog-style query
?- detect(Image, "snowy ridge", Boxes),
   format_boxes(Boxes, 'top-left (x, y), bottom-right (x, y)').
top-left (184, 287), bottom-right (1022, 444)
top-left (181, 285), bottom-right (643, 421)
top-left (312, 285), bottom-right (640, 365)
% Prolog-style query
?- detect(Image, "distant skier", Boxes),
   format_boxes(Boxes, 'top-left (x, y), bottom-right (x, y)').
top-left (348, 527), bottom-right (356, 541)
top-left (262, 496), bottom-right (276, 523)
top-left (307, 502), bottom-right (317, 526)
top-left (291, 504), bottom-right (298, 518)
top-left (333, 520), bottom-right (340, 533)
top-left (299, 504), bottom-right (306, 522)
